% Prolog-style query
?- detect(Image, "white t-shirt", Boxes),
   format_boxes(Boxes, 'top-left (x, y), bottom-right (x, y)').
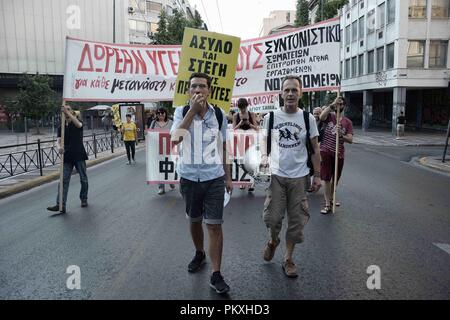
top-left (263, 109), bottom-right (319, 178)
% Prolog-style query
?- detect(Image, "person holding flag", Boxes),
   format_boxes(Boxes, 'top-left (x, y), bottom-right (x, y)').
top-left (47, 106), bottom-right (88, 214)
top-left (319, 96), bottom-right (353, 214)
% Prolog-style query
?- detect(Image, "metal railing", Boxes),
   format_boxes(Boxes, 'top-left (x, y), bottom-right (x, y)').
top-left (0, 131), bottom-right (124, 179)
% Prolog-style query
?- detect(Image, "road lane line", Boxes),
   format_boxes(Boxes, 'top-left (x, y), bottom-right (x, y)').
top-left (433, 243), bottom-right (450, 255)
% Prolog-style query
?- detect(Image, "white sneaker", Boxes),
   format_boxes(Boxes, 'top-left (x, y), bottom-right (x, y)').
top-left (126, 161), bottom-right (131, 165)
top-left (170, 184), bottom-right (175, 190)
top-left (158, 187), bottom-right (165, 195)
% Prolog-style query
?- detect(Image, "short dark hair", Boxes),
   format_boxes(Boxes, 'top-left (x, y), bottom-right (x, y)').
top-left (282, 75), bottom-right (302, 89)
top-left (189, 72), bottom-right (212, 88)
top-left (126, 114), bottom-right (132, 118)
top-left (237, 98), bottom-right (248, 108)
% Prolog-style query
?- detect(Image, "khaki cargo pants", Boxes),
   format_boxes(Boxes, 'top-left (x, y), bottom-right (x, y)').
top-left (263, 175), bottom-right (310, 244)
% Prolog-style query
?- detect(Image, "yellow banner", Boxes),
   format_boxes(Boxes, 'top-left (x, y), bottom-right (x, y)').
top-left (173, 28), bottom-right (240, 112)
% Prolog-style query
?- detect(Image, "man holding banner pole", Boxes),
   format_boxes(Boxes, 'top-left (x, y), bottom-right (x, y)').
top-left (171, 72), bottom-right (232, 294)
top-left (47, 105), bottom-right (89, 214)
top-left (319, 96), bottom-right (353, 214)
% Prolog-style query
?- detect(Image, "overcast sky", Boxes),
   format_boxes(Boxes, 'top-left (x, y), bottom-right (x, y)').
top-left (188, 0), bottom-right (297, 40)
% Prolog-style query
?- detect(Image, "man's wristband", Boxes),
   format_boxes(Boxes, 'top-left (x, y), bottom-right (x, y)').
top-left (313, 171), bottom-right (321, 178)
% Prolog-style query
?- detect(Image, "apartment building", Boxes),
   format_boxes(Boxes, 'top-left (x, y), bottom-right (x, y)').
top-left (340, 0), bottom-right (450, 132)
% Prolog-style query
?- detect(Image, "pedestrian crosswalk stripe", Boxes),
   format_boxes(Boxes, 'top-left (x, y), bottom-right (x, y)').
top-left (433, 243), bottom-right (450, 255)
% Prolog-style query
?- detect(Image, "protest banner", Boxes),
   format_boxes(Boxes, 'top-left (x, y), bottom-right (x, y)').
top-left (231, 94), bottom-right (280, 113)
top-left (146, 129), bottom-right (254, 185)
top-left (232, 17), bottom-right (341, 96)
top-left (62, 18), bottom-right (340, 102)
top-left (173, 28), bottom-right (240, 111)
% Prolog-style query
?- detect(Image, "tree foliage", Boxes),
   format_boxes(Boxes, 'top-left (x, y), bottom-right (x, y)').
top-left (294, 0), bottom-right (310, 27)
top-left (152, 8), bottom-right (205, 45)
top-left (3, 73), bottom-right (57, 134)
top-left (315, 0), bottom-right (348, 23)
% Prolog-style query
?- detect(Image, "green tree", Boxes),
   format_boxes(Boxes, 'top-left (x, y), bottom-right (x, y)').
top-left (294, 0), bottom-right (310, 27)
top-left (167, 9), bottom-right (189, 44)
top-left (315, 0), bottom-right (348, 23)
top-left (152, 8), bottom-right (205, 45)
top-left (188, 9), bottom-right (204, 29)
top-left (152, 9), bottom-right (169, 45)
top-left (4, 73), bottom-right (57, 134)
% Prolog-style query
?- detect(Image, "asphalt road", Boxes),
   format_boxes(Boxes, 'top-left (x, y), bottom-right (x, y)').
top-left (0, 144), bottom-right (449, 300)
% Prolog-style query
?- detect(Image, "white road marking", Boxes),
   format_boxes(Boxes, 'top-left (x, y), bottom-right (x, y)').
top-left (433, 243), bottom-right (450, 255)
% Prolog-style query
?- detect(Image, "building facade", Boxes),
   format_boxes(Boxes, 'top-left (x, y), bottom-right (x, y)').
top-left (128, 0), bottom-right (196, 45)
top-left (0, 0), bottom-right (197, 124)
top-left (259, 10), bottom-right (297, 36)
top-left (340, 0), bottom-right (450, 132)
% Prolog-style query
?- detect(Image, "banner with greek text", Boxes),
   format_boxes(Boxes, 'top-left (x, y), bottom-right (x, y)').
top-left (63, 18), bottom-right (340, 102)
top-left (173, 28), bottom-right (240, 111)
top-left (231, 94), bottom-right (280, 114)
top-left (146, 129), bottom-right (255, 185)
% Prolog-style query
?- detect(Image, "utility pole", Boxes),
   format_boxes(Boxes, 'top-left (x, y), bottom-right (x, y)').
top-left (113, 0), bottom-right (116, 43)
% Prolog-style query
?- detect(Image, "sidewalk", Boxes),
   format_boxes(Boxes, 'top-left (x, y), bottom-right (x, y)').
top-left (352, 127), bottom-right (450, 174)
top-left (0, 127), bottom-right (144, 199)
top-left (353, 127), bottom-right (447, 147)
top-left (0, 144), bottom-right (140, 199)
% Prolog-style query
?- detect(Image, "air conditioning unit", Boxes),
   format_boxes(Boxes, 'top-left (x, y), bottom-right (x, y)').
top-left (128, 7), bottom-right (135, 13)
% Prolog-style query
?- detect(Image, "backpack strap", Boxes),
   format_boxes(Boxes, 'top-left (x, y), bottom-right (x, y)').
top-left (267, 111), bottom-right (274, 156)
top-left (213, 106), bottom-right (223, 131)
top-left (303, 110), bottom-right (310, 138)
top-left (182, 104), bottom-right (223, 131)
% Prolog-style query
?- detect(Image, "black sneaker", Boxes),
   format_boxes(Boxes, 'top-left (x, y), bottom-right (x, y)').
top-left (187, 251), bottom-right (206, 272)
top-left (47, 205), bottom-right (66, 214)
top-left (209, 272), bottom-right (230, 294)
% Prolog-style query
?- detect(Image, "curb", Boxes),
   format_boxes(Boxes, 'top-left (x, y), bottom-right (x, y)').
top-left (354, 141), bottom-right (445, 147)
top-left (0, 149), bottom-right (128, 200)
top-left (418, 156), bottom-right (450, 173)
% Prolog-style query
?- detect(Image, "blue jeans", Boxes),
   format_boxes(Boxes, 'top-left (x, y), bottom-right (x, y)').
top-left (56, 161), bottom-right (88, 206)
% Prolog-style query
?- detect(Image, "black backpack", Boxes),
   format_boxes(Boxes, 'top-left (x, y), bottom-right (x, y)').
top-left (182, 105), bottom-right (223, 130)
top-left (267, 110), bottom-right (315, 176)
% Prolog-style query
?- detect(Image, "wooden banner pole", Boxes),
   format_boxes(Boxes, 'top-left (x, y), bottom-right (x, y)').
top-left (332, 91), bottom-right (341, 214)
top-left (59, 102), bottom-right (66, 212)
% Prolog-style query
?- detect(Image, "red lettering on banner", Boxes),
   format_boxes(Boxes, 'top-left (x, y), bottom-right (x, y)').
top-left (146, 51), bottom-right (160, 75)
top-left (236, 43), bottom-right (264, 71)
top-left (94, 44), bottom-right (105, 61)
top-left (159, 132), bottom-right (172, 155)
top-left (121, 49), bottom-right (133, 74)
top-left (77, 44), bottom-right (94, 72)
top-left (131, 50), bottom-right (147, 74)
top-left (253, 43), bottom-right (264, 69)
top-left (241, 45), bottom-right (252, 71)
top-left (233, 131), bottom-right (255, 157)
top-left (157, 51), bottom-right (167, 76)
top-left (114, 48), bottom-right (123, 73)
top-left (167, 51), bottom-right (178, 75)
top-left (104, 46), bottom-right (115, 72)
